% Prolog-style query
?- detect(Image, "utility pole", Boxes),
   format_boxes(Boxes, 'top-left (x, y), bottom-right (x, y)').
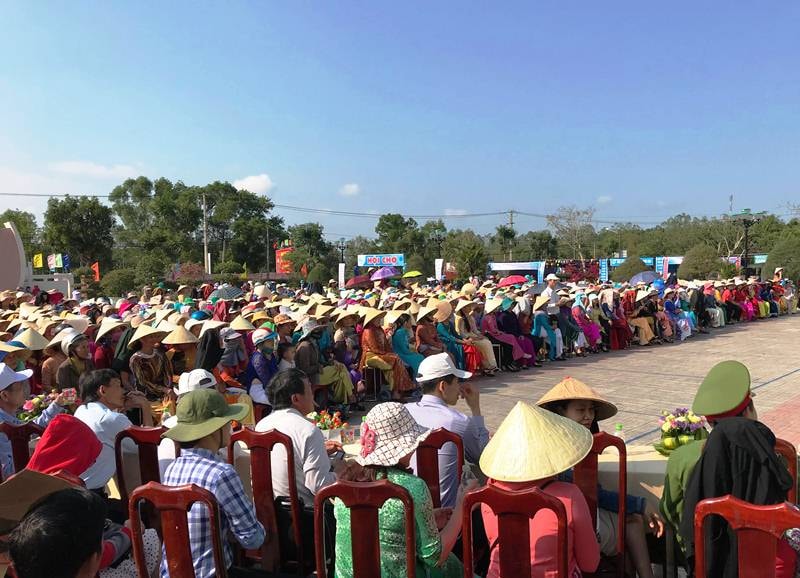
top-left (507, 210), bottom-right (515, 260)
top-left (202, 191), bottom-right (209, 274)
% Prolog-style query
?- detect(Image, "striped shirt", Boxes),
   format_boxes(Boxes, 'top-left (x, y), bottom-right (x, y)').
top-left (160, 448), bottom-right (265, 578)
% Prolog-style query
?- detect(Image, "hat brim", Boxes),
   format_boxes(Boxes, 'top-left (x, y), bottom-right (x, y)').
top-left (355, 425), bottom-right (431, 467)
top-left (163, 403), bottom-right (249, 442)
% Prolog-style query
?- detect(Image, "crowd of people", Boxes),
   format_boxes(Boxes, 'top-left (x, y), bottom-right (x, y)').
top-left (0, 266), bottom-right (796, 577)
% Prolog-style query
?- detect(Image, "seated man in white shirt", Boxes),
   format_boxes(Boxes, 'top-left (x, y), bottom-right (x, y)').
top-left (255, 368), bottom-right (343, 570)
top-left (406, 353), bottom-right (489, 509)
top-left (74, 369), bottom-right (153, 519)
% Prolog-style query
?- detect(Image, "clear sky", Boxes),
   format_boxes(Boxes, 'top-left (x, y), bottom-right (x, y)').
top-left (1, 2), bottom-right (798, 239)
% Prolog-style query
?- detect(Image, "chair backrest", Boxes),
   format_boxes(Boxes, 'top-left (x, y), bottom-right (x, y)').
top-left (694, 494), bottom-right (800, 578)
top-left (0, 422), bottom-right (44, 478)
top-left (416, 427), bottom-right (464, 508)
top-left (572, 431), bottom-right (627, 577)
top-left (129, 481), bottom-right (228, 578)
top-left (774, 438), bottom-right (797, 503)
top-left (314, 480), bottom-right (416, 578)
top-left (114, 426), bottom-right (170, 504)
top-left (227, 427), bottom-right (303, 573)
top-left (462, 484), bottom-right (569, 578)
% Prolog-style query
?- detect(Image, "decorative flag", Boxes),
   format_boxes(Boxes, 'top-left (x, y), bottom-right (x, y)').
top-left (300, 263), bottom-right (309, 278)
top-left (62, 254), bottom-right (71, 271)
top-left (91, 262), bottom-right (100, 282)
top-left (54, 254), bottom-right (63, 268)
top-left (32, 254), bottom-right (43, 268)
top-left (47, 254), bottom-right (56, 270)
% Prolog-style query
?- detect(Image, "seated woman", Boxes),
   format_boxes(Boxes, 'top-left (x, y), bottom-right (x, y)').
top-left (453, 300), bottom-right (498, 375)
top-left (434, 301), bottom-right (482, 372)
top-left (240, 326), bottom-right (279, 406)
top-left (622, 289), bottom-right (656, 345)
top-left (537, 377), bottom-right (664, 578)
top-left (480, 401), bottom-right (599, 578)
top-left (415, 304), bottom-right (446, 357)
top-left (388, 311), bottom-right (425, 378)
top-left (571, 293), bottom-right (603, 353)
top-left (586, 293), bottom-right (610, 351)
top-left (360, 309), bottom-right (415, 400)
top-left (162, 325), bottom-right (199, 382)
top-left (496, 297), bottom-right (538, 367)
top-left (531, 295), bottom-right (563, 361)
top-left (600, 288), bottom-right (632, 350)
top-left (480, 298), bottom-right (525, 371)
top-left (335, 402), bottom-right (470, 578)
top-left (557, 294), bottom-right (589, 356)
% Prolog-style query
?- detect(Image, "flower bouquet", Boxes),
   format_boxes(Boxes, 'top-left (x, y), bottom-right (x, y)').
top-left (653, 407), bottom-right (708, 456)
top-left (308, 410), bottom-right (348, 440)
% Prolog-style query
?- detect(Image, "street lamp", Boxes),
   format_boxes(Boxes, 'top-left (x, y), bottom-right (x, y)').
top-left (727, 208), bottom-right (767, 276)
top-left (337, 238), bottom-right (346, 263)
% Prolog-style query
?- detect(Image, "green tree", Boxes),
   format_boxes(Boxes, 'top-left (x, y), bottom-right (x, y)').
top-left (286, 223), bottom-right (337, 276)
top-left (306, 263), bottom-right (331, 285)
top-left (610, 256), bottom-right (650, 282)
top-left (100, 268), bottom-right (137, 297)
top-left (0, 209), bottom-right (40, 255)
top-left (404, 254), bottom-right (428, 275)
top-left (215, 261), bottom-right (243, 275)
top-left (43, 196), bottom-right (115, 267)
top-left (492, 225), bottom-right (517, 261)
top-left (516, 230), bottom-right (557, 260)
top-left (678, 244), bottom-right (725, 279)
top-left (134, 253), bottom-right (171, 287)
top-left (765, 234), bottom-right (800, 280)
top-left (374, 213), bottom-right (418, 253)
top-left (443, 230), bottom-right (488, 278)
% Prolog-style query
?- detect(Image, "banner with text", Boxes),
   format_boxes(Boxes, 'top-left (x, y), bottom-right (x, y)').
top-left (357, 253), bottom-right (405, 268)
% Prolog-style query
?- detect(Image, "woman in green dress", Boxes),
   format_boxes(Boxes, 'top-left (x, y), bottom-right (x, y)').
top-left (334, 402), bottom-right (472, 578)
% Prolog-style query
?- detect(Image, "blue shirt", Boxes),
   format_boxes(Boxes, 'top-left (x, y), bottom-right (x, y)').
top-left (160, 448), bottom-right (265, 578)
top-left (0, 402), bottom-right (63, 479)
top-left (405, 395), bottom-right (489, 508)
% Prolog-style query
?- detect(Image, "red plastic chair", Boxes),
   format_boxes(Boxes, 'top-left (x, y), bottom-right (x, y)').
top-left (227, 427), bottom-right (305, 574)
top-left (694, 494), bottom-right (800, 578)
top-left (114, 426), bottom-right (173, 504)
top-left (314, 480), bottom-right (416, 578)
top-left (416, 427), bottom-right (464, 508)
top-left (0, 422), bottom-right (43, 478)
top-left (572, 431), bottom-right (627, 578)
top-left (129, 482), bottom-right (228, 578)
top-left (462, 483), bottom-right (569, 578)
top-left (775, 438), bottom-right (797, 503)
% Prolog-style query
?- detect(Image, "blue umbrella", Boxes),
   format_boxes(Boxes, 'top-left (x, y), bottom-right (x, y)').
top-left (629, 270), bottom-right (661, 285)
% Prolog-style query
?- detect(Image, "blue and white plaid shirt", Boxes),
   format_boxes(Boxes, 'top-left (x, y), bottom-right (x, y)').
top-left (160, 448), bottom-right (265, 578)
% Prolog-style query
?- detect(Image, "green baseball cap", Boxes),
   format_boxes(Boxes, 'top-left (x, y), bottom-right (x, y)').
top-left (692, 360), bottom-right (752, 417)
top-left (163, 389), bottom-right (248, 443)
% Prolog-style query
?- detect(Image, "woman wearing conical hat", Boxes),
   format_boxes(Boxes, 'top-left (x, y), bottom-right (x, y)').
top-left (538, 377), bottom-right (663, 578)
top-left (479, 401), bottom-right (599, 577)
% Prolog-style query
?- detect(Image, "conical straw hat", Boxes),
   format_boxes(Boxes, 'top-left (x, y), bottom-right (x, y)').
top-left (362, 308), bottom-right (386, 327)
top-left (484, 298), bottom-right (504, 315)
top-left (230, 316), bottom-right (255, 332)
top-left (95, 319), bottom-right (126, 342)
top-left (480, 401), bottom-right (593, 482)
top-left (533, 294), bottom-right (550, 312)
top-left (13, 328), bottom-right (50, 351)
top-left (536, 376), bottom-right (618, 421)
top-left (416, 303), bottom-right (438, 323)
top-left (128, 324), bottom-right (168, 349)
top-left (162, 325), bottom-right (200, 345)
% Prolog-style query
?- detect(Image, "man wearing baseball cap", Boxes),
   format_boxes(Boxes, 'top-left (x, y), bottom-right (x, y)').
top-left (0, 362), bottom-right (68, 478)
top-left (406, 353), bottom-right (488, 508)
top-left (161, 389), bottom-right (264, 578)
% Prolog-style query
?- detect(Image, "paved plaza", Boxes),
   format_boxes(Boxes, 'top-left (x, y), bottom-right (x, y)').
top-left (458, 315), bottom-right (800, 446)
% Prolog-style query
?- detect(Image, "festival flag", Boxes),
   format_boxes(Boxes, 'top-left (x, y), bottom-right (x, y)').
top-left (54, 254), bottom-right (63, 268)
top-left (90, 262), bottom-right (101, 282)
top-left (47, 254), bottom-right (56, 270)
top-left (32, 253), bottom-right (43, 268)
top-left (300, 263), bottom-right (309, 278)
top-left (62, 254), bottom-right (71, 271)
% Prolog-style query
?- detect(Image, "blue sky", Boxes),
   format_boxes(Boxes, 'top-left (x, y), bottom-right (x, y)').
top-left (1, 2), bottom-right (798, 239)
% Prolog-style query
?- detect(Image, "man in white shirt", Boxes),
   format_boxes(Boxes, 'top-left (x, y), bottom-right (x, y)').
top-left (255, 368), bottom-right (343, 568)
top-left (406, 353), bottom-right (488, 508)
top-left (74, 369), bottom-right (152, 492)
top-left (540, 273), bottom-right (561, 306)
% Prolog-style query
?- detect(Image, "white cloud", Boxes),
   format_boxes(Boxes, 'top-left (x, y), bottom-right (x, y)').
top-left (49, 160), bottom-right (138, 180)
top-left (444, 208), bottom-right (468, 216)
top-left (233, 173), bottom-right (274, 194)
top-left (596, 195), bottom-right (613, 205)
top-left (338, 183), bottom-right (360, 197)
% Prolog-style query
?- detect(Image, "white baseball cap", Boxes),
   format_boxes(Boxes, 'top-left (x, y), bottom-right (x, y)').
top-left (545, 274), bottom-right (560, 281)
top-left (174, 369), bottom-right (217, 396)
top-left (0, 363), bottom-right (34, 392)
top-left (416, 353), bottom-right (471, 382)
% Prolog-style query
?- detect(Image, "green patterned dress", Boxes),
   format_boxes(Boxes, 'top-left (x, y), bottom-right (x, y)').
top-left (333, 468), bottom-right (464, 578)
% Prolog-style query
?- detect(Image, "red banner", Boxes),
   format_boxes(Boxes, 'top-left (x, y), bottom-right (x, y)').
top-left (275, 247), bottom-right (294, 274)
top-left (90, 262), bottom-right (100, 282)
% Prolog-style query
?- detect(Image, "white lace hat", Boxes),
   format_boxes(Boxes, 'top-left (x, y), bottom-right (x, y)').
top-left (356, 402), bottom-right (431, 467)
